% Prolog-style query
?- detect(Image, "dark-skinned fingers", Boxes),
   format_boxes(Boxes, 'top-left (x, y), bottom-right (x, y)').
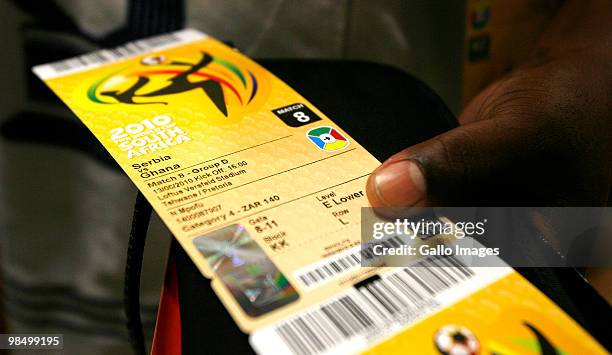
top-left (366, 116), bottom-right (563, 207)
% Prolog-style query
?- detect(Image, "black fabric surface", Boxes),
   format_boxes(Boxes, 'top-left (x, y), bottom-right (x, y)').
top-left (125, 191), bottom-right (154, 355)
top-left (174, 60), bottom-right (611, 354)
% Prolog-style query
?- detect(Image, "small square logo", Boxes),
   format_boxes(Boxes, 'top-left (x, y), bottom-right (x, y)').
top-left (469, 34), bottom-right (490, 62)
top-left (272, 103), bottom-right (321, 127)
top-left (471, 3), bottom-right (491, 30)
top-left (307, 126), bottom-right (349, 152)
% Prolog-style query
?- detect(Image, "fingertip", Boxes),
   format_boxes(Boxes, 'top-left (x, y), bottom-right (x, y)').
top-left (366, 159), bottom-right (427, 207)
top-left (366, 172), bottom-right (386, 207)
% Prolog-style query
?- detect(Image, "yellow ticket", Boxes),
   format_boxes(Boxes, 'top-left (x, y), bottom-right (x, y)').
top-left (33, 29), bottom-right (607, 354)
top-left (364, 272), bottom-right (606, 355)
top-left (33, 29), bottom-right (380, 332)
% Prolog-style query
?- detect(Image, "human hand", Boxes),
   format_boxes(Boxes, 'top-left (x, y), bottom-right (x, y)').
top-left (366, 35), bottom-right (611, 207)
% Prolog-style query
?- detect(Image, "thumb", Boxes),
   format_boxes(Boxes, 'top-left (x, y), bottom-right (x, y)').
top-left (366, 117), bottom-right (534, 207)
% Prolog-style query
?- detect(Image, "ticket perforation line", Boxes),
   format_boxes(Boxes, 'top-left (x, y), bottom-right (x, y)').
top-left (168, 147), bottom-right (358, 210)
top-left (188, 173), bottom-right (370, 237)
top-left (143, 134), bottom-right (293, 182)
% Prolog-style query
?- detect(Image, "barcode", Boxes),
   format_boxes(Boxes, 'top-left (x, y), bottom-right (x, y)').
top-left (272, 256), bottom-right (473, 355)
top-left (49, 33), bottom-right (181, 74)
top-left (32, 29), bottom-right (206, 80)
top-left (294, 235), bottom-right (407, 289)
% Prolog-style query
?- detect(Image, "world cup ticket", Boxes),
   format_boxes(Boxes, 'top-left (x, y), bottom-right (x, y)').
top-left (33, 29), bottom-right (607, 354)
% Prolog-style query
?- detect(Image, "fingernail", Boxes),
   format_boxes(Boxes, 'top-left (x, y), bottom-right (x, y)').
top-left (372, 159), bottom-right (426, 207)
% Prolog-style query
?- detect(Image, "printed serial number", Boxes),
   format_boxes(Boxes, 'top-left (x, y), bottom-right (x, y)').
top-left (1, 334), bottom-right (63, 349)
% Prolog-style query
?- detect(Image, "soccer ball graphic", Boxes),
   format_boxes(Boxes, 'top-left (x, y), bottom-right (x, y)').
top-left (141, 54), bottom-right (166, 66)
top-left (434, 325), bottom-right (479, 355)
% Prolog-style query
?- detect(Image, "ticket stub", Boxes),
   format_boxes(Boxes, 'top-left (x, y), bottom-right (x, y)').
top-left (33, 29), bottom-right (607, 354)
top-left (33, 29), bottom-right (380, 332)
top-left (250, 244), bottom-right (607, 355)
